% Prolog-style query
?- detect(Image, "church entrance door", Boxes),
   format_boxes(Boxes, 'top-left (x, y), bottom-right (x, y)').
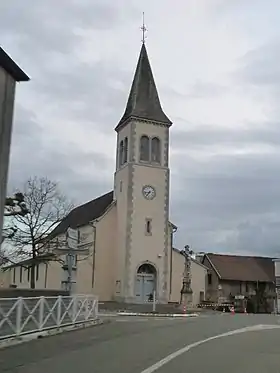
top-left (135, 263), bottom-right (156, 303)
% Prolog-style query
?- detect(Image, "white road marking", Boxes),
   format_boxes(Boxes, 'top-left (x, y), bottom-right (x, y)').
top-left (140, 324), bottom-right (280, 373)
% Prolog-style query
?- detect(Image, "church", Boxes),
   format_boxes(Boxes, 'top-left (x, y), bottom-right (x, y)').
top-left (1, 42), bottom-right (208, 305)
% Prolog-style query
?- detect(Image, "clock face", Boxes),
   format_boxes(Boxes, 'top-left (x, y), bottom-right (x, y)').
top-left (142, 185), bottom-right (156, 200)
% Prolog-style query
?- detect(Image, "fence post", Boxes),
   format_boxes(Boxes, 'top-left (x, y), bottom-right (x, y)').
top-left (95, 297), bottom-right (99, 318)
top-left (39, 297), bottom-right (44, 330)
top-left (72, 295), bottom-right (78, 323)
top-left (57, 296), bottom-right (62, 326)
top-left (152, 290), bottom-right (156, 313)
top-left (16, 297), bottom-right (23, 336)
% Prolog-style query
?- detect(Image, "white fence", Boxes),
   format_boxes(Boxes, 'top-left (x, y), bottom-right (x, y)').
top-left (0, 295), bottom-right (98, 340)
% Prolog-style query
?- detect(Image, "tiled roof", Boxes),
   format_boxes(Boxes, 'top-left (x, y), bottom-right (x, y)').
top-left (204, 253), bottom-right (275, 282)
top-left (48, 191), bottom-right (114, 239)
top-left (115, 43), bottom-right (172, 130)
top-left (0, 47), bottom-right (29, 81)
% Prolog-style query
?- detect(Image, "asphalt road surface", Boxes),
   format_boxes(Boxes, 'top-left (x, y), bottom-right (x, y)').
top-left (1, 314), bottom-right (280, 373)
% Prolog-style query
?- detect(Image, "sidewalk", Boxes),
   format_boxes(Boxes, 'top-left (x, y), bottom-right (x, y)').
top-left (99, 309), bottom-right (199, 318)
top-left (116, 311), bottom-right (199, 317)
top-left (99, 301), bottom-right (200, 315)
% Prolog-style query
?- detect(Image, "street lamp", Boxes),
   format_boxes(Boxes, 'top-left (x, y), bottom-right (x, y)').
top-left (180, 245), bottom-right (193, 308)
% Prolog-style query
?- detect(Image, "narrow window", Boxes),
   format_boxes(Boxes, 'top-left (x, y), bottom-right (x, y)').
top-left (140, 135), bottom-right (150, 162)
top-left (145, 219), bottom-right (152, 235)
top-left (20, 266), bottom-right (23, 283)
top-left (36, 265), bottom-right (39, 281)
top-left (123, 137), bottom-right (128, 163)
top-left (151, 137), bottom-right (161, 163)
top-left (120, 181), bottom-right (123, 192)
top-left (207, 273), bottom-right (212, 285)
top-left (119, 140), bottom-right (124, 166)
top-left (13, 268), bottom-right (16, 283)
top-left (27, 267), bottom-right (30, 281)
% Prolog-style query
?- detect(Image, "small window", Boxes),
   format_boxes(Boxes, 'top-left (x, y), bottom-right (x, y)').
top-left (36, 265), bottom-right (39, 281)
top-left (27, 267), bottom-right (30, 281)
top-left (119, 140), bottom-right (124, 167)
top-left (13, 268), bottom-right (16, 283)
top-left (120, 181), bottom-right (123, 192)
top-left (207, 273), bottom-right (212, 285)
top-left (123, 137), bottom-right (128, 163)
top-left (20, 266), bottom-right (23, 283)
top-left (140, 135), bottom-right (150, 162)
top-left (151, 137), bottom-right (161, 163)
top-left (145, 219), bottom-right (152, 235)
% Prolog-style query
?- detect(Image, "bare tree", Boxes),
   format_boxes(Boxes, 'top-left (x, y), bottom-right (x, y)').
top-left (6, 177), bottom-right (74, 288)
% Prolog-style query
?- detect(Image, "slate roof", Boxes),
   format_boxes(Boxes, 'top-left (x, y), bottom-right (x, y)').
top-left (115, 43), bottom-right (172, 130)
top-left (204, 253), bottom-right (275, 282)
top-left (48, 191), bottom-right (114, 239)
top-left (4, 253), bottom-right (56, 269)
top-left (0, 47), bottom-right (29, 82)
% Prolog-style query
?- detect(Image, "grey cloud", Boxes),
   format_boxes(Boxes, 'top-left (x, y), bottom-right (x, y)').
top-left (171, 150), bottom-right (280, 255)
top-left (170, 121), bottom-right (280, 150)
top-left (35, 61), bottom-right (131, 132)
top-left (162, 81), bottom-right (228, 100)
top-left (0, 1), bottom-right (126, 52)
top-left (8, 106), bottom-right (113, 203)
top-left (187, 81), bottom-right (228, 98)
top-left (235, 40), bottom-right (280, 88)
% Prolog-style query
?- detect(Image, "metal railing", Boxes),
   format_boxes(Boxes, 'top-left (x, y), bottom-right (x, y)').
top-left (0, 295), bottom-right (98, 340)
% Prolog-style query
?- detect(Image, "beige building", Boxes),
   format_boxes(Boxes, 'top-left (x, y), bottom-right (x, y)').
top-left (1, 43), bottom-right (208, 304)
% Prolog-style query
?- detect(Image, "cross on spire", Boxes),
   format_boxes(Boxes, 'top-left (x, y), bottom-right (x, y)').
top-left (141, 12), bottom-right (147, 44)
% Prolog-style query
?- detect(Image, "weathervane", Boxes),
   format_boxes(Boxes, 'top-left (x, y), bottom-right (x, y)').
top-left (141, 12), bottom-right (147, 44)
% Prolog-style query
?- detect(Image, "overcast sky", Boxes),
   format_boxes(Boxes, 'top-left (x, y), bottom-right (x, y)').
top-left (2, 0), bottom-right (280, 256)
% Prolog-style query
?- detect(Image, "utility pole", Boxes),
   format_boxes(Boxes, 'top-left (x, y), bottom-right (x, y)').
top-left (65, 228), bottom-right (79, 293)
top-left (56, 227), bottom-right (79, 294)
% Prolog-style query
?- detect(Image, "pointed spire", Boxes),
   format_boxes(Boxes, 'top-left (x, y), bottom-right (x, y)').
top-left (115, 43), bottom-right (172, 131)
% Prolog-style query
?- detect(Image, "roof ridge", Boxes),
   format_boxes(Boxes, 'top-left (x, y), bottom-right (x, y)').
top-left (72, 190), bottom-right (113, 211)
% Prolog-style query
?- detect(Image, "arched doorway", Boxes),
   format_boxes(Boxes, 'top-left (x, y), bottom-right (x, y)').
top-left (135, 263), bottom-right (157, 303)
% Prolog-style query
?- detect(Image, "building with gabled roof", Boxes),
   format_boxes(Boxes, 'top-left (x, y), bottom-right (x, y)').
top-left (202, 253), bottom-right (275, 312)
top-left (1, 42), bottom-right (208, 304)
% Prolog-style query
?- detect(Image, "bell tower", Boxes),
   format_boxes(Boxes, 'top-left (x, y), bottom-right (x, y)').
top-left (113, 38), bottom-right (172, 303)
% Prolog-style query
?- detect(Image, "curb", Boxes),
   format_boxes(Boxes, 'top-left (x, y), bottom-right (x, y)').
top-left (117, 312), bottom-right (199, 317)
top-left (0, 318), bottom-right (108, 350)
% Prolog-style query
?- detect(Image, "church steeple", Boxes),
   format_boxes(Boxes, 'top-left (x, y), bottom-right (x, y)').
top-left (115, 43), bottom-right (172, 131)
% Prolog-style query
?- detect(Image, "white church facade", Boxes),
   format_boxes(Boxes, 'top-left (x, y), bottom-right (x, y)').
top-left (1, 43), bottom-right (208, 305)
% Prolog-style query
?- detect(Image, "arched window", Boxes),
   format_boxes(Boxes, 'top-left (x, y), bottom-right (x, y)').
top-left (123, 137), bottom-right (128, 164)
top-left (151, 137), bottom-right (161, 163)
top-left (119, 140), bottom-right (124, 167)
top-left (140, 135), bottom-right (150, 162)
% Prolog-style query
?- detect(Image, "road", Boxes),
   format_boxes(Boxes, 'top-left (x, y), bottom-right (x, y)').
top-left (0, 314), bottom-right (280, 372)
